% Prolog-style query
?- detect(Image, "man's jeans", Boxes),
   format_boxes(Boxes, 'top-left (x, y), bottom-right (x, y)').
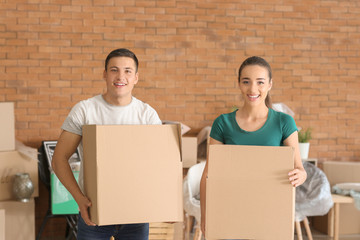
top-left (77, 215), bottom-right (149, 240)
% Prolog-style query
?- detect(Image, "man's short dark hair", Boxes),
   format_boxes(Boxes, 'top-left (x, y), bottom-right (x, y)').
top-left (105, 48), bottom-right (139, 72)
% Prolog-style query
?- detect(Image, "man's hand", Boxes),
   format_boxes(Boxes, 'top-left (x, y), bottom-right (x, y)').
top-left (201, 219), bottom-right (205, 237)
top-left (77, 194), bottom-right (96, 226)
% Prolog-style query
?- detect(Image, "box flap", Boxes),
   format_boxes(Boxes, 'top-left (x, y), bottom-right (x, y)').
top-left (163, 122), bottom-right (182, 162)
top-left (176, 123), bottom-right (182, 162)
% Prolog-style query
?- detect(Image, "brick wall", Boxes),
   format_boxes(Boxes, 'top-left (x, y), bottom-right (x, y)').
top-left (1, 0), bottom-right (360, 237)
top-left (2, 0), bottom-right (360, 160)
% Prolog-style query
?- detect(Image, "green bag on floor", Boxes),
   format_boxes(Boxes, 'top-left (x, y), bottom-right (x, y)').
top-left (50, 171), bottom-right (79, 215)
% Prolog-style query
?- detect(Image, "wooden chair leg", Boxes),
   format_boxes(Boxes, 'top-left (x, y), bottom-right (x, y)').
top-left (193, 221), bottom-right (202, 240)
top-left (295, 221), bottom-right (303, 240)
top-left (184, 214), bottom-right (193, 240)
top-left (303, 217), bottom-right (313, 240)
top-left (197, 229), bottom-right (202, 240)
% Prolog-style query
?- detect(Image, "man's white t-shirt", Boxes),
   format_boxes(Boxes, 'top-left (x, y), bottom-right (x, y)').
top-left (61, 95), bottom-right (162, 191)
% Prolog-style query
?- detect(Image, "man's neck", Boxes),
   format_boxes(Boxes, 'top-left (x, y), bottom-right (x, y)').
top-left (102, 93), bottom-right (132, 106)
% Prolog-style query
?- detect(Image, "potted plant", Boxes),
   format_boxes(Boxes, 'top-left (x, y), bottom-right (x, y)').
top-left (298, 127), bottom-right (312, 159)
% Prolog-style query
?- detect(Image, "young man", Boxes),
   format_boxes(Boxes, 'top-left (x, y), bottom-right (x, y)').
top-left (52, 48), bottom-right (161, 240)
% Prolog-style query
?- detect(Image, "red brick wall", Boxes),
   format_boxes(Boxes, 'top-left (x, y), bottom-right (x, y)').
top-left (2, 0), bottom-right (360, 161)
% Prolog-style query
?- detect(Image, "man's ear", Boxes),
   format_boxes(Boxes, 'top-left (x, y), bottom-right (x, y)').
top-left (134, 72), bottom-right (139, 85)
top-left (103, 70), bottom-right (107, 81)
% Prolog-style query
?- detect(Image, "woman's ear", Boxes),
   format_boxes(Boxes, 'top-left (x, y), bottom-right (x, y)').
top-left (268, 79), bottom-right (273, 91)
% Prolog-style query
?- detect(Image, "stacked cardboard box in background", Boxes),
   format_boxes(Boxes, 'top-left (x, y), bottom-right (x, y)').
top-left (0, 150), bottom-right (39, 201)
top-left (313, 161), bottom-right (360, 235)
top-left (0, 102), bottom-right (38, 240)
top-left (0, 200), bottom-right (35, 239)
top-left (0, 102), bottom-right (15, 151)
top-left (181, 136), bottom-right (197, 168)
top-left (0, 209), bottom-right (4, 240)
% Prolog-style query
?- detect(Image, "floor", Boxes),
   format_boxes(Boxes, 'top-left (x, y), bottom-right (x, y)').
top-left (40, 233), bottom-right (360, 240)
top-left (296, 229), bottom-right (360, 240)
top-left (39, 225), bottom-right (360, 240)
top-left (188, 228), bottom-right (360, 240)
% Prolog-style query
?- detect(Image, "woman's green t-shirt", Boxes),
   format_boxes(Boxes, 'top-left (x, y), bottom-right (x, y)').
top-left (210, 108), bottom-right (298, 146)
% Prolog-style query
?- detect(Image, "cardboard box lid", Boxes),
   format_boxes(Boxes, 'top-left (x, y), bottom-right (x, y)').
top-left (0, 102), bottom-right (15, 152)
top-left (206, 145), bottom-right (295, 240)
top-left (0, 151), bottom-right (39, 201)
top-left (83, 124), bottom-right (183, 225)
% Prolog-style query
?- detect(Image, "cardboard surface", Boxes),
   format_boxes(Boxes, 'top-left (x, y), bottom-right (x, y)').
top-left (83, 124), bottom-right (183, 226)
top-left (206, 145), bottom-right (295, 240)
top-left (0, 151), bottom-right (39, 201)
top-left (0, 199), bottom-right (35, 240)
top-left (0, 209), bottom-right (4, 240)
top-left (313, 161), bottom-right (360, 234)
top-left (323, 161), bottom-right (360, 186)
top-left (0, 102), bottom-right (15, 152)
top-left (181, 137), bottom-right (197, 168)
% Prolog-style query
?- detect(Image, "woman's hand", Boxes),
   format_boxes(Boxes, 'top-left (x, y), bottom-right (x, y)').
top-left (283, 132), bottom-right (307, 187)
top-left (288, 168), bottom-right (307, 187)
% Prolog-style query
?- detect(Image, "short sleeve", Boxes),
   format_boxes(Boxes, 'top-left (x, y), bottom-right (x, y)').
top-left (146, 107), bottom-right (162, 125)
top-left (61, 102), bottom-right (85, 136)
top-left (281, 113), bottom-right (298, 141)
top-left (210, 115), bottom-right (225, 143)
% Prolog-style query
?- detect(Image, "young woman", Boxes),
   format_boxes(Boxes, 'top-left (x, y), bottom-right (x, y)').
top-left (200, 56), bottom-right (307, 235)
